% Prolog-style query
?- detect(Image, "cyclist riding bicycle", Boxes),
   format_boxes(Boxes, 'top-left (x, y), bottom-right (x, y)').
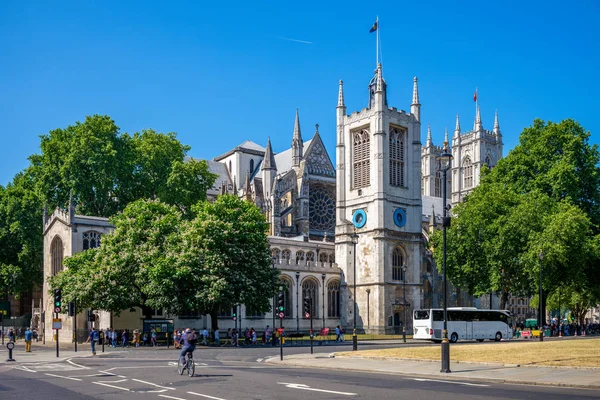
top-left (179, 328), bottom-right (198, 365)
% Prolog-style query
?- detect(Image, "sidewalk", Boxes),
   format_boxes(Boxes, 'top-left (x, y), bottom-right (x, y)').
top-left (266, 352), bottom-right (600, 389)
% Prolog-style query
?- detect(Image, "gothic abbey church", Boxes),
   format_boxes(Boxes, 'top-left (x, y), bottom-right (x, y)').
top-left (42, 64), bottom-right (502, 339)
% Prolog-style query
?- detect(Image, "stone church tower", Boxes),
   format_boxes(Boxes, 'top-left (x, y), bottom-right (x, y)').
top-left (336, 64), bottom-right (423, 334)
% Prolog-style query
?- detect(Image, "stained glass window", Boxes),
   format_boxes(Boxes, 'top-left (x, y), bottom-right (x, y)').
top-left (309, 184), bottom-right (335, 231)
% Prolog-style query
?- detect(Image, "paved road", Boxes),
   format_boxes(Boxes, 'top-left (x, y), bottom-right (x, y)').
top-left (1, 344), bottom-right (599, 399)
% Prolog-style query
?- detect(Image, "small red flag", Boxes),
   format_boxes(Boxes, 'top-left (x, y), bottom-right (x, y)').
top-left (473, 90), bottom-right (477, 102)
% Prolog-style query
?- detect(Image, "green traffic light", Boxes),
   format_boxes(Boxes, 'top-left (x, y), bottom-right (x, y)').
top-left (55, 301), bottom-right (61, 307)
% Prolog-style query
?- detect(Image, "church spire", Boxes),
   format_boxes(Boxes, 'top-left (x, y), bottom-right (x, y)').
top-left (426, 124), bottom-right (432, 147)
top-left (493, 109), bottom-right (501, 135)
top-left (261, 137), bottom-right (276, 170)
top-left (474, 105), bottom-right (483, 132)
top-left (292, 108), bottom-right (303, 167)
top-left (337, 80), bottom-right (345, 108)
top-left (411, 76), bottom-right (421, 122)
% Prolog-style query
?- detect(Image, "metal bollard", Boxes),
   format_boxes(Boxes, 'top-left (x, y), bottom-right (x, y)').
top-left (6, 342), bottom-right (15, 362)
top-left (167, 332), bottom-right (170, 349)
top-left (101, 332), bottom-right (105, 353)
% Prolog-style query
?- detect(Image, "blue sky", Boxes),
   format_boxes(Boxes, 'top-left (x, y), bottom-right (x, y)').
top-left (1, 0), bottom-right (598, 186)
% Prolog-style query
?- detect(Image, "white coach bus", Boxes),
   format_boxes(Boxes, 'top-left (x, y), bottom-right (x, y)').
top-left (412, 307), bottom-right (513, 343)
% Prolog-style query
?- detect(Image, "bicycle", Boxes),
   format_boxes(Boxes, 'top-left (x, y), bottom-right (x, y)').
top-left (177, 351), bottom-right (195, 377)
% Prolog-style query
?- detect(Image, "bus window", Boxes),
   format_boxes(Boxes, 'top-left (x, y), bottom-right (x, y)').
top-left (414, 310), bottom-right (430, 320)
top-left (433, 310), bottom-right (443, 321)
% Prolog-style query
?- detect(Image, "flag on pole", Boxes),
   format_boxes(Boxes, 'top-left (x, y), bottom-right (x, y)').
top-left (370, 20), bottom-right (378, 33)
top-left (473, 89), bottom-right (478, 102)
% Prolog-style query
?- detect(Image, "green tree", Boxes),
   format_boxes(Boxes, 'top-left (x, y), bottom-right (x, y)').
top-left (173, 195), bottom-right (276, 330)
top-left (0, 169), bottom-right (43, 296)
top-left (49, 199), bottom-right (183, 319)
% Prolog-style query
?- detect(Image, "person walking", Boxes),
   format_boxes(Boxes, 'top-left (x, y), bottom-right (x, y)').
top-left (121, 329), bottom-right (129, 348)
top-left (201, 327), bottom-right (208, 345)
top-left (85, 327), bottom-right (99, 355)
top-left (24, 327), bottom-right (33, 352)
top-left (151, 330), bottom-right (157, 347)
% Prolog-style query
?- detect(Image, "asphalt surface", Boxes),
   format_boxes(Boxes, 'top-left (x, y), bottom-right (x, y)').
top-left (1, 343), bottom-right (599, 399)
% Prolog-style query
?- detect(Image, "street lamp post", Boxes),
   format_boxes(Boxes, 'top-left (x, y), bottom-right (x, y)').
top-left (350, 232), bottom-right (359, 351)
top-left (402, 265), bottom-right (407, 343)
top-left (321, 273), bottom-right (326, 329)
top-left (295, 271), bottom-right (300, 333)
top-left (436, 146), bottom-right (453, 373)
top-left (366, 289), bottom-right (370, 332)
top-left (539, 250), bottom-right (544, 342)
top-left (272, 256), bottom-right (276, 341)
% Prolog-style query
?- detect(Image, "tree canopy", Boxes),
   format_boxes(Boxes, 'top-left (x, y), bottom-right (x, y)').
top-left (430, 119), bottom-right (600, 312)
top-left (49, 196), bottom-right (276, 326)
top-left (1, 114), bottom-right (217, 297)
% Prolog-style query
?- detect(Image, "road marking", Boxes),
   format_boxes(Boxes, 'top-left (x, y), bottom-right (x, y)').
top-left (93, 381), bottom-right (131, 391)
top-left (66, 358), bottom-right (89, 369)
top-left (188, 391), bottom-right (228, 400)
top-left (256, 358), bottom-right (264, 362)
top-left (132, 378), bottom-right (175, 390)
top-left (158, 395), bottom-right (188, 400)
top-left (412, 378), bottom-right (490, 387)
top-left (16, 366), bottom-right (36, 373)
top-left (103, 366), bottom-right (172, 371)
top-left (45, 373), bottom-right (83, 381)
top-left (277, 382), bottom-right (357, 396)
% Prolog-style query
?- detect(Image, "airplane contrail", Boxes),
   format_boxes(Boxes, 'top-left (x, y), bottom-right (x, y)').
top-left (276, 36), bottom-right (312, 44)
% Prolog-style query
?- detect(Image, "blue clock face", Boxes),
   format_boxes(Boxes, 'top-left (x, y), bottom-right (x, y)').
top-left (393, 208), bottom-right (407, 228)
top-left (352, 209), bottom-right (367, 229)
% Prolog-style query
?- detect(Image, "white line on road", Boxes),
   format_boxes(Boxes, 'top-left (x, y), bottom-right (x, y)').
top-left (93, 381), bottom-right (131, 391)
top-left (158, 395), bottom-right (188, 400)
top-left (16, 366), bottom-right (36, 373)
top-left (66, 358), bottom-right (89, 369)
top-left (412, 378), bottom-right (490, 387)
top-left (45, 373), bottom-right (83, 381)
top-left (277, 382), bottom-right (357, 396)
top-left (188, 391), bottom-right (228, 400)
top-left (132, 378), bottom-right (175, 390)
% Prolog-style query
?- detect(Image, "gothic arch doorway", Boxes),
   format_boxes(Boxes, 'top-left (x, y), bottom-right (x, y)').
top-left (394, 313), bottom-right (402, 334)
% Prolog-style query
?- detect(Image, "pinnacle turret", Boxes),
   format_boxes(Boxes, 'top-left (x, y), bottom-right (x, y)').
top-left (426, 124), bottom-right (432, 147)
top-left (410, 76), bottom-right (421, 122)
top-left (292, 109), bottom-right (303, 167)
top-left (493, 109), bottom-right (501, 135)
top-left (337, 80), bottom-right (345, 108)
top-left (474, 105), bottom-right (483, 132)
top-left (261, 137), bottom-right (276, 170)
top-left (444, 127), bottom-right (449, 148)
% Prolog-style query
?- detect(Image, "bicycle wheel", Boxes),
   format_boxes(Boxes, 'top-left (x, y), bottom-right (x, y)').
top-left (187, 358), bottom-right (194, 377)
top-left (177, 358), bottom-right (185, 375)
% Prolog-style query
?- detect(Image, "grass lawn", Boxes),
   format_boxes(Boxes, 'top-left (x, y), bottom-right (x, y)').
top-left (336, 338), bottom-right (600, 367)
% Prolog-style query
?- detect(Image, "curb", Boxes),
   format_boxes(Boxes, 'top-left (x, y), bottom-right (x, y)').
top-left (265, 357), bottom-right (600, 390)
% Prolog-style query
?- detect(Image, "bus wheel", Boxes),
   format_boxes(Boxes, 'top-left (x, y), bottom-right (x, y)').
top-left (450, 333), bottom-right (458, 343)
top-left (494, 332), bottom-right (502, 342)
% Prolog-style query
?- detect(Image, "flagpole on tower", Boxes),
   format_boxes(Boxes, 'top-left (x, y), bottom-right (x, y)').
top-left (376, 16), bottom-right (379, 66)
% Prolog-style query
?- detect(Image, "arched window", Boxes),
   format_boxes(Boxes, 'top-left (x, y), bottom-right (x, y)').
top-left (250, 159), bottom-right (255, 173)
top-left (51, 236), bottom-right (64, 276)
top-left (271, 248), bottom-right (281, 263)
top-left (82, 231), bottom-right (102, 250)
top-left (328, 253), bottom-right (335, 266)
top-left (319, 252), bottom-right (328, 266)
top-left (295, 251), bottom-right (305, 265)
top-left (392, 246), bottom-right (405, 281)
top-left (302, 279), bottom-right (318, 318)
top-left (280, 277), bottom-right (293, 317)
top-left (485, 155), bottom-right (492, 168)
top-left (434, 171), bottom-right (442, 197)
top-left (463, 157), bottom-right (473, 188)
top-left (281, 249), bottom-right (291, 264)
top-left (306, 251), bottom-right (315, 265)
top-left (327, 280), bottom-right (341, 318)
top-left (389, 126), bottom-right (405, 187)
top-left (352, 129), bottom-right (371, 189)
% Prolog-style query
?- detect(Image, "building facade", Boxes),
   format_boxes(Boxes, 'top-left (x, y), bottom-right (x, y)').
top-left (41, 64), bottom-right (505, 341)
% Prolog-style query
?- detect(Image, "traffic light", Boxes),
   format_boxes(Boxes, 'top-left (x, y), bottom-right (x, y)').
top-left (232, 311), bottom-right (237, 321)
top-left (53, 289), bottom-right (62, 313)
top-left (68, 301), bottom-right (75, 317)
top-left (277, 291), bottom-right (285, 317)
top-left (88, 310), bottom-right (95, 322)
top-left (303, 297), bottom-right (311, 317)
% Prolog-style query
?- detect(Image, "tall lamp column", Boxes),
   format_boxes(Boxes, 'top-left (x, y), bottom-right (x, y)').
top-left (296, 271), bottom-right (300, 333)
top-left (436, 146), bottom-right (453, 373)
top-left (350, 232), bottom-right (359, 351)
top-left (539, 250), bottom-right (544, 342)
top-left (402, 265), bottom-right (407, 343)
top-left (321, 273), bottom-right (326, 329)
top-left (272, 256), bottom-right (276, 339)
